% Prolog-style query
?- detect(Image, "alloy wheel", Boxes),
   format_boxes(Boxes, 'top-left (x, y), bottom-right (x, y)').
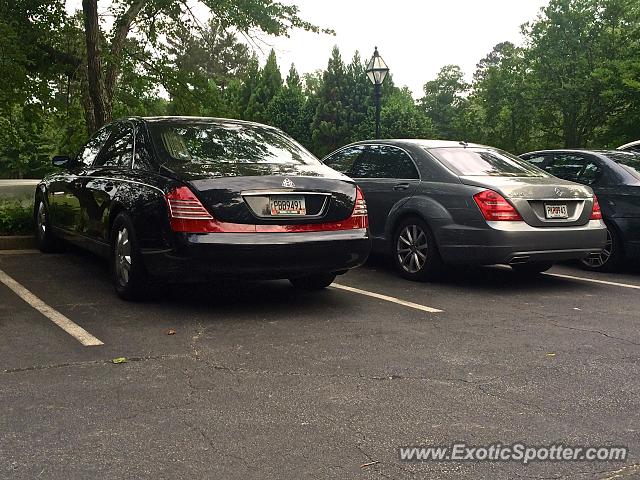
top-left (581, 228), bottom-right (612, 269)
top-left (115, 227), bottom-right (132, 286)
top-left (396, 224), bottom-right (428, 274)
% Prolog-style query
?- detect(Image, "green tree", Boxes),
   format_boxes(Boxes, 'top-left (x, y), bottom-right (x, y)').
top-left (74, 0), bottom-right (329, 132)
top-left (246, 49), bottom-right (283, 122)
top-left (470, 42), bottom-right (535, 152)
top-left (380, 88), bottom-right (436, 139)
top-left (266, 64), bottom-right (309, 144)
top-left (419, 65), bottom-right (469, 140)
top-left (524, 0), bottom-right (635, 147)
top-left (310, 46), bottom-right (350, 157)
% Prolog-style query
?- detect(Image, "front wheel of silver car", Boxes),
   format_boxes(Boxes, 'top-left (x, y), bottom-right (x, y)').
top-left (111, 213), bottom-right (148, 300)
top-left (580, 225), bottom-right (622, 272)
top-left (392, 216), bottom-right (443, 281)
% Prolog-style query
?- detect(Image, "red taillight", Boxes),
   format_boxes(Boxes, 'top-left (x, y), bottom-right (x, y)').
top-left (350, 186), bottom-right (368, 228)
top-left (165, 186), bottom-right (216, 232)
top-left (473, 189), bottom-right (522, 221)
top-left (590, 194), bottom-right (603, 220)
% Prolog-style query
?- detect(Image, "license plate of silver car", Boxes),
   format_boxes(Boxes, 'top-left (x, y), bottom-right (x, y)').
top-left (270, 196), bottom-right (306, 216)
top-left (545, 204), bottom-right (568, 219)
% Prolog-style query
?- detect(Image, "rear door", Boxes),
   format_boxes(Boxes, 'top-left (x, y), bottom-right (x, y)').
top-left (81, 121), bottom-right (135, 242)
top-left (350, 145), bottom-right (420, 240)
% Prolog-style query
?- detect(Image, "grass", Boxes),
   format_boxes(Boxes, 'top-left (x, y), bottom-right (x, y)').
top-left (0, 200), bottom-right (34, 236)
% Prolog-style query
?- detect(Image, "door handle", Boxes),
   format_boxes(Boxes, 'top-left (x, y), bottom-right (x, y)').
top-left (104, 182), bottom-right (115, 192)
top-left (393, 183), bottom-right (410, 191)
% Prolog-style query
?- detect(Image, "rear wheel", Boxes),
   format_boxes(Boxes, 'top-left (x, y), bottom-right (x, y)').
top-left (111, 213), bottom-right (148, 300)
top-left (580, 225), bottom-right (622, 272)
top-left (511, 262), bottom-right (553, 274)
top-left (289, 273), bottom-right (336, 290)
top-left (392, 216), bottom-right (443, 281)
top-left (35, 199), bottom-right (58, 253)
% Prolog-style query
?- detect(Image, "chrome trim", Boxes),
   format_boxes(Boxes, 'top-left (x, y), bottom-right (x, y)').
top-left (77, 176), bottom-right (165, 195)
top-left (241, 190), bottom-right (332, 197)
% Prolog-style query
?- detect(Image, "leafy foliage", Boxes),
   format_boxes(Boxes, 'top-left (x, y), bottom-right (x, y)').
top-left (0, 200), bottom-right (34, 235)
top-left (1, 0), bottom-right (639, 179)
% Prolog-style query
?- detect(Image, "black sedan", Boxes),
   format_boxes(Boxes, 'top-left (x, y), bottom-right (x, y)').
top-left (35, 117), bottom-right (370, 299)
top-left (322, 140), bottom-right (606, 280)
top-left (521, 149), bottom-right (640, 270)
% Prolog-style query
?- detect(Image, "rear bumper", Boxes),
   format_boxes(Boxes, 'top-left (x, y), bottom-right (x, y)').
top-left (438, 220), bottom-right (607, 265)
top-left (142, 229), bottom-right (371, 279)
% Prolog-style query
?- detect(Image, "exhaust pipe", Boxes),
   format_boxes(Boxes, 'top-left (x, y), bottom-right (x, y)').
top-left (509, 255), bottom-right (531, 265)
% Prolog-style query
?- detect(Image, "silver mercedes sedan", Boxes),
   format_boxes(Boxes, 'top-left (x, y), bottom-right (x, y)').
top-left (322, 140), bottom-right (608, 280)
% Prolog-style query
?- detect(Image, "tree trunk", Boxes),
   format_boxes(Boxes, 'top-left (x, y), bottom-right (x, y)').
top-left (82, 0), bottom-right (109, 132)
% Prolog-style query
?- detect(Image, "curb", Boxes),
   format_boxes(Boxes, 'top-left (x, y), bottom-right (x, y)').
top-left (0, 236), bottom-right (38, 250)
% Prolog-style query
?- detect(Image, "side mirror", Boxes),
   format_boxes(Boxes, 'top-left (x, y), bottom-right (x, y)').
top-left (52, 155), bottom-right (73, 168)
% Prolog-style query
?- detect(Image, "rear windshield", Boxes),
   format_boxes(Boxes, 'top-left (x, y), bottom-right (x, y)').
top-left (429, 147), bottom-right (548, 177)
top-left (605, 151), bottom-right (640, 179)
top-left (149, 122), bottom-right (320, 166)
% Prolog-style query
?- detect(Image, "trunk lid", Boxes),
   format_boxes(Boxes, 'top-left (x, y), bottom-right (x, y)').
top-left (161, 162), bottom-right (357, 224)
top-left (460, 175), bottom-right (595, 227)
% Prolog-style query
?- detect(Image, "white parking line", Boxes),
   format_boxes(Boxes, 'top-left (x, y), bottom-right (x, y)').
top-left (545, 272), bottom-right (640, 290)
top-left (0, 268), bottom-right (104, 347)
top-left (331, 283), bottom-right (443, 313)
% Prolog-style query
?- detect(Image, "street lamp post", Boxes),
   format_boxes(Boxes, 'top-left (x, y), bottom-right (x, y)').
top-left (365, 46), bottom-right (389, 139)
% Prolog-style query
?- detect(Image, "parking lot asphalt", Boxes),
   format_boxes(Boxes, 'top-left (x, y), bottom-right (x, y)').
top-left (1, 249), bottom-right (639, 479)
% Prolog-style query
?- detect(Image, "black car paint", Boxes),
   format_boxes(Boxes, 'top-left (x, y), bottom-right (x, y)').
top-left (37, 117), bottom-right (370, 279)
top-left (520, 149), bottom-right (640, 260)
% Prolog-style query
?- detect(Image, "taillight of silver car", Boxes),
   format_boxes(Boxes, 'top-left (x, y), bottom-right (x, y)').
top-left (473, 189), bottom-right (522, 221)
top-left (591, 195), bottom-right (603, 220)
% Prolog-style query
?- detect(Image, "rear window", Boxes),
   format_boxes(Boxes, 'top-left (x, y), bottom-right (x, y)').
top-left (429, 147), bottom-right (548, 177)
top-left (149, 122), bottom-right (319, 166)
top-left (606, 151), bottom-right (640, 179)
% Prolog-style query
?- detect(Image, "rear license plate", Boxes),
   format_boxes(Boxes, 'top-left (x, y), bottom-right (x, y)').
top-left (269, 196), bottom-right (306, 216)
top-left (545, 204), bottom-right (568, 219)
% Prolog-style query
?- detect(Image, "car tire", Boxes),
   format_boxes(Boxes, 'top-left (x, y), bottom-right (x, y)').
top-left (580, 224), bottom-right (622, 272)
top-left (35, 198), bottom-right (59, 253)
top-left (392, 216), bottom-right (444, 281)
top-left (511, 262), bottom-right (553, 274)
top-left (111, 212), bottom-right (148, 300)
top-left (289, 273), bottom-right (336, 290)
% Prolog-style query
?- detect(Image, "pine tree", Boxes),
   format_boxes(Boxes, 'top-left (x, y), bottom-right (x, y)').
top-left (238, 55), bottom-right (261, 120)
top-left (266, 64), bottom-right (309, 145)
top-left (310, 46), bottom-right (350, 157)
top-left (344, 52), bottom-right (373, 143)
top-left (245, 49), bottom-right (282, 122)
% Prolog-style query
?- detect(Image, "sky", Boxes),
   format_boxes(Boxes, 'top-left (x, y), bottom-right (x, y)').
top-left (263, 0), bottom-right (550, 96)
top-left (68, 0), bottom-right (550, 97)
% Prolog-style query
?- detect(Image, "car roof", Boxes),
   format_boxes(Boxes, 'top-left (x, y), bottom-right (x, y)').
top-left (347, 139), bottom-right (489, 149)
top-left (122, 116), bottom-right (272, 128)
top-left (522, 148), bottom-right (637, 157)
top-left (618, 140), bottom-right (640, 150)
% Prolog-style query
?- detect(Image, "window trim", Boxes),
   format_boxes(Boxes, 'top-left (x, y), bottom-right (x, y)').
top-left (325, 143), bottom-right (422, 181)
top-left (92, 120), bottom-right (137, 170)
